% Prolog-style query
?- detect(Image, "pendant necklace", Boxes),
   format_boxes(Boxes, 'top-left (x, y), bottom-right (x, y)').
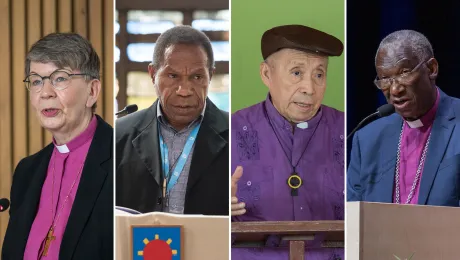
top-left (41, 151), bottom-right (85, 258)
top-left (394, 124), bottom-right (431, 204)
top-left (264, 106), bottom-right (322, 196)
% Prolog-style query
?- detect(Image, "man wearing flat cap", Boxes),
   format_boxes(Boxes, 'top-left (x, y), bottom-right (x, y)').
top-left (230, 24), bottom-right (344, 259)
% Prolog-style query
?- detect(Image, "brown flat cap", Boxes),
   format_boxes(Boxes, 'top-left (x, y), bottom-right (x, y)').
top-left (261, 24), bottom-right (344, 60)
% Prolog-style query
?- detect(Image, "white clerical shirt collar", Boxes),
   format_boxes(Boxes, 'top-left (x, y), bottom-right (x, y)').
top-left (296, 122), bottom-right (309, 129)
top-left (403, 87), bottom-right (440, 129)
top-left (406, 119), bottom-right (424, 129)
top-left (56, 144), bottom-right (70, 153)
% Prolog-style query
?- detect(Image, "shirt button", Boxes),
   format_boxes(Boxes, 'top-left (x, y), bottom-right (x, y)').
top-left (340, 135), bottom-right (344, 140)
top-left (247, 181), bottom-right (251, 186)
top-left (243, 126), bottom-right (247, 131)
top-left (300, 207), bottom-right (303, 210)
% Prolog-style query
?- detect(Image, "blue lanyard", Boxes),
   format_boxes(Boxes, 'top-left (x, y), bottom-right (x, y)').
top-left (159, 123), bottom-right (201, 193)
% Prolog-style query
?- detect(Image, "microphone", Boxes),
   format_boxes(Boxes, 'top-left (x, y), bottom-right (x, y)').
top-left (347, 104), bottom-right (395, 140)
top-left (0, 198), bottom-right (10, 212)
top-left (115, 104), bottom-right (138, 117)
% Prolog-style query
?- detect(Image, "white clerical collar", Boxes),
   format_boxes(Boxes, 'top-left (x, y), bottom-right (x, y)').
top-left (296, 122), bottom-right (309, 129)
top-left (55, 144), bottom-right (70, 153)
top-left (406, 119), bottom-right (424, 129)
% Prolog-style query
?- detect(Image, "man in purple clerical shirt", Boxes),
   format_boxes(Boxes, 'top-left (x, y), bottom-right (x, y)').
top-left (231, 25), bottom-right (345, 260)
top-left (347, 30), bottom-right (460, 206)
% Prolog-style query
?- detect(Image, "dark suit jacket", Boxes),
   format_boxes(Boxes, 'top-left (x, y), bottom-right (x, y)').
top-left (347, 89), bottom-right (460, 206)
top-left (116, 98), bottom-right (229, 215)
top-left (2, 115), bottom-right (113, 260)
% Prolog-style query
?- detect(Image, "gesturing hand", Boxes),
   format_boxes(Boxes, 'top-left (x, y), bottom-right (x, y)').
top-left (231, 166), bottom-right (246, 216)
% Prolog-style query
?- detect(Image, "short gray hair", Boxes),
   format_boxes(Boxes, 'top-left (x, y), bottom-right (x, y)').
top-left (376, 30), bottom-right (434, 64)
top-left (25, 32), bottom-right (101, 112)
top-left (152, 25), bottom-right (214, 73)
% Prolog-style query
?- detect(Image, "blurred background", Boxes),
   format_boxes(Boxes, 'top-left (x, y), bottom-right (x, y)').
top-left (347, 0), bottom-right (460, 162)
top-left (0, 0), bottom-right (114, 251)
top-left (115, 0), bottom-right (229, 112)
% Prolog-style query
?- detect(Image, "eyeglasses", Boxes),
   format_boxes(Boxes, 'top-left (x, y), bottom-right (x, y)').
top-left (374, 59), bottom-right (429, 90)
top-left (23, 71), bottom-right (92, 93)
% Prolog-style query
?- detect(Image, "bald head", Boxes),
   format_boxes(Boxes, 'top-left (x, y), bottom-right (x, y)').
top-left (375, 30), bottom-right (434, 65)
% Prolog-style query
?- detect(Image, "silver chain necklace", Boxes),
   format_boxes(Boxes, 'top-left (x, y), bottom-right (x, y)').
top-left (394, 124), bottom-right (431, 204)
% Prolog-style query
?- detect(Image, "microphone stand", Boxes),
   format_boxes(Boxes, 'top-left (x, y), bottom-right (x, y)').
top-left (346, 112), bottom-right (378, 140)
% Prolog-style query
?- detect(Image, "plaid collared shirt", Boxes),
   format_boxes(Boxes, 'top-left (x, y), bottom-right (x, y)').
top-left (156, 101), bottom-right (205, 214)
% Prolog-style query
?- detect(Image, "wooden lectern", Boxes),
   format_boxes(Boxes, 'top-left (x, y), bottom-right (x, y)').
top-left (231, 220), bottom-right (344, 260)
top-left (347, 201), bottom-right (460, 260)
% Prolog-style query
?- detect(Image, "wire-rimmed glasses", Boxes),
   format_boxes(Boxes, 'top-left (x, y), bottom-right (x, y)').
top-left (374, 59), bottom-right (430, 90)
top-left (23, 70), bottom-right (92, 92)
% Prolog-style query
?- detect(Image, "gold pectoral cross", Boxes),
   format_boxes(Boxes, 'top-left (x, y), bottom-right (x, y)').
top-left (42, 227), bottom-right (56, 257)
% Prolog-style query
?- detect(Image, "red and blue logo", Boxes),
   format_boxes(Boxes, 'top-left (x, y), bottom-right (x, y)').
top-left (132, 225), bottom-right (182, 260)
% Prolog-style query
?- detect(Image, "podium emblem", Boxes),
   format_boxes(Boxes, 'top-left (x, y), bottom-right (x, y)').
top-left (132, 225), bottom-right (183, 260)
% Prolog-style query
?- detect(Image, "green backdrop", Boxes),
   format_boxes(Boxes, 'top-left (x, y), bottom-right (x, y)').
top-left (230, 0), bottom-right (345, 113)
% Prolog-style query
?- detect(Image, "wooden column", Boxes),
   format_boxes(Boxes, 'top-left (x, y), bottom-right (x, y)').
top-left (0, 0), bottom-right (11, 248)
top-left (116, 9), bottom-right (128, 110)
top-left (289, 241), bottom-right (305, 260)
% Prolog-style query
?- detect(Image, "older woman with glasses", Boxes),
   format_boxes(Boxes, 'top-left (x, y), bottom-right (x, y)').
top-left (2, 33), bottom-right (113, 260)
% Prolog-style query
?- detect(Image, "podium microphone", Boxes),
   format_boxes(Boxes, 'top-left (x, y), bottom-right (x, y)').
top-left (0, 198), bottom-right (10, 212)
top-left (116, 104), bottom-right (138, 117)
top-left (347, 103), bottom-right (395, 140)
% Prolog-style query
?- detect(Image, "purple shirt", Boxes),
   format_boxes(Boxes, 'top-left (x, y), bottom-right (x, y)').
top-left (231, 96), bottom-right (344, 260)
top-left (24, 116), bottom-right (98, 260)
top-left (393, 88), bottom-right (440, 204)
